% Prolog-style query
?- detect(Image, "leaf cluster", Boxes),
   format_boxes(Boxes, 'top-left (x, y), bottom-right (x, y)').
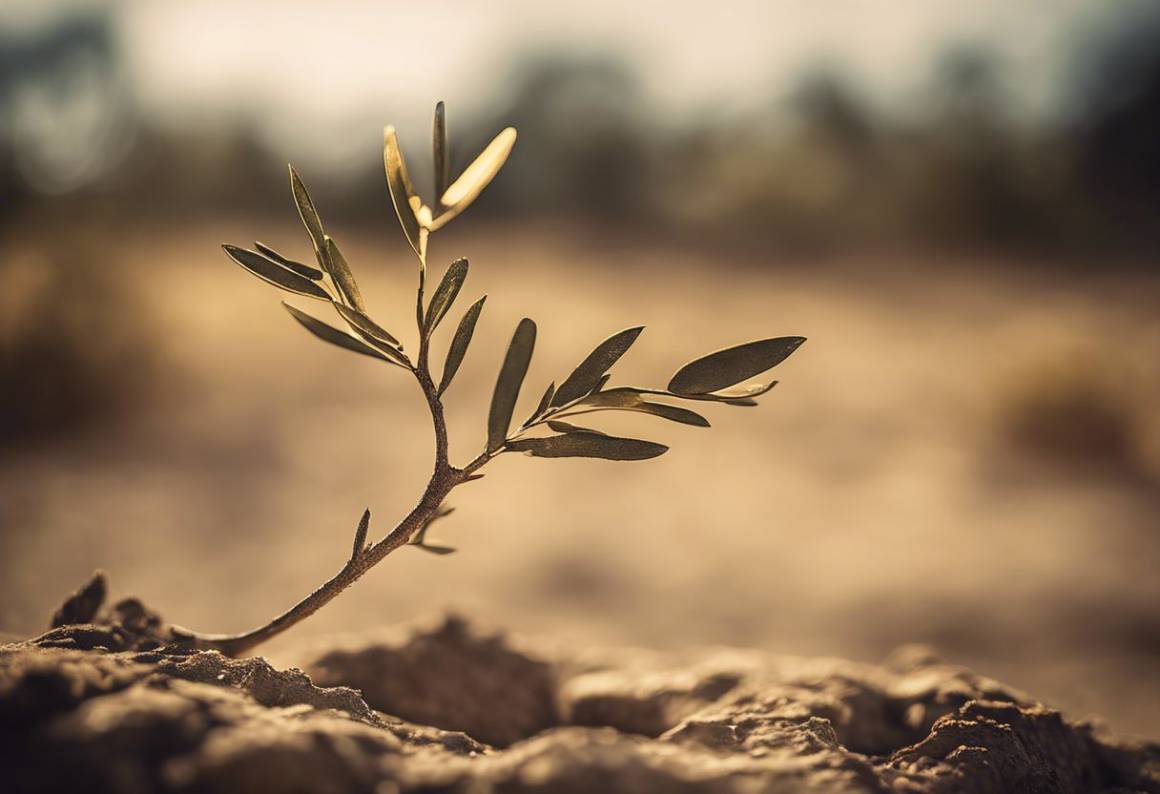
top-left (223, 101), bottom-right (805, 551)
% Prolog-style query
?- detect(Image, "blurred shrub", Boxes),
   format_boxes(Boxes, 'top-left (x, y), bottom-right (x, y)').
top-left (993, 353), bottom-right (1155, 480)
top-left (0, 233), bottom-right (154, 449)
top-left (6, 7), bottom-right (1160, 259)
top-left (483, 53), bottom-right (654, 221)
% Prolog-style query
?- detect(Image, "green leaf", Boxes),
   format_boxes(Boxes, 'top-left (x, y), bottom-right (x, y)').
top-left (223, 245), bottom-right (330, 300)
top-left (570, 387), bottom-right (710, 427)
top-left (254, 242), bottom-right (323, 280)
top-left (547, 420), bottom-right (606, 435)
top-left (551, 327), bottom-right (644, 407)
top-left (282, 302), bottom-right (399, 364)
top-left (409, 505), bottom-right (456, 554)
top-left (412, 542), bottom-right (457, 555)
top-left (437, 296), bottom-right (486, 396)
top-left (350, 509), bottom-right (370, 562)
top-left (322, 236), bottom-right (365, 312)
top-left (289, 165), bottom-right (326, 254)
top-left (433, 101), bottom-right (450, 200)
top-left (668, 337), bottom-right (805, 395)
top-left (383, 125), bottom-right (427, 260)
top-left (333, 305), bottom-right (408, 365)
top-left (521, 381), bottom-right (555, 427)
top-left (487, 318), bottom-right (536, 452)
top-left (424, 258), bottom-right (469, 336)
top-left (431, 127), bottom-right (517, 230)
top-left (334, 304), bottom-right (402, 349)
top-left (507, 433), bottom-right (667, 461)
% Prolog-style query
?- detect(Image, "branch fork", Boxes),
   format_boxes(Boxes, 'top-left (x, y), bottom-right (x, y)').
top-left (178, 102), bottom-right (804, 655)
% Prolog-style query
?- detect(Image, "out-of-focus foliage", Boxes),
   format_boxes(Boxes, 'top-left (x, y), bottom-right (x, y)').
top-left (0, 11), bottom-right (134, 203)
top-left (224, 108), bottom-right (804, 467)
top-left (4, 8), bottom-right (1160, 257)
top-left (994, 350), bottom-right (1160, 482)
top-left (0, 233), bottom-right (154, 449)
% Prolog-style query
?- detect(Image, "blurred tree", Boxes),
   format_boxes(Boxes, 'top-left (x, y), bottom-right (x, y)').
top-left (0, 9), bottom-right (135, 210)
top-left (1069, 4), bottom-right (1160, 247)
top-left (481, 54), bottom-right (653, 222)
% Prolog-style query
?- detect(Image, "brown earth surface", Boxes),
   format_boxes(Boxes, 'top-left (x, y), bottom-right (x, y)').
top-left (2, 574), bottom-right (1157, 794)
top-left (3, 222), bottom-right (1160, 740)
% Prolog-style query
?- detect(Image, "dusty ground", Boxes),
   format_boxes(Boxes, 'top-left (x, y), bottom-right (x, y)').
top-left (1, 220), bottom-right (1159, 739)
top-left (2, 576), bottom-right (1158, 793)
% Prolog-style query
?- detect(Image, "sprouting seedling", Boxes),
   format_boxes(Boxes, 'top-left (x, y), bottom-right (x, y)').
top-left (173, 102), bottom-right (805, 656)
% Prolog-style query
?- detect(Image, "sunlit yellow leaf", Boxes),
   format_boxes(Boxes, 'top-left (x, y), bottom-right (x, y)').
top-left (431, 127), bottom-right (517, 230)
top-left (710, 380), bottom-right (778, 399)
top-left (322, 236), bottom-right (365, 312)
top-left (383, 126), bottom-right (426, 259)
top-left (289, 165), bottom-right (326, 254)
top-left (569, 388), bottom-right (710, 427)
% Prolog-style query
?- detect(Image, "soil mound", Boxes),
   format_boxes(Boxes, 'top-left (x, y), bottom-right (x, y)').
top-left (2, 575), bottom-right (1156, 793)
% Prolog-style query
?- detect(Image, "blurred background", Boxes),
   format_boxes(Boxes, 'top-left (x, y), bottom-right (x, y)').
top-left (1, 0), bottom-right (1158, 737)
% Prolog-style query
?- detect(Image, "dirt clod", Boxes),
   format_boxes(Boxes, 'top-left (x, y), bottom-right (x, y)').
top-left (1, 580), bottom-right (1157, 793)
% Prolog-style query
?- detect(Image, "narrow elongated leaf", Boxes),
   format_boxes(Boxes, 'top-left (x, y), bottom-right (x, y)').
top-left (410, 504), bottom-right (457, 554)
top-left (333, 305), bottom-right (408, 366)
top-left (289, 165), bottom-right (326, 253)
top-left (487, 318), bottom-right (536, 452)
top-left (711, 380), bottom-right (778, 399)
top-left (223, 245), bottom-right (330, 300)
top-left (431, 127), bottom-right (517, 229)
top-left (383, 126), bottom-right (426, 259)
top-left (254, 242), bottom-right (323, 280)
top-left (437, 296), bottom-right (486, 396)
top-left (282, 303), bottom-right (398, 364)
top-left (668, 337), bottom-right (806, 395)
top-left (569, 387), bottom-right (710, 427)
top-left (507, 433), bottom-right (668, 461)
top-left (424, 258), bottom-right (468, 335)
top-left (551, 326), bottom-right (644, 407)
top-left (433, 101), bottom-right (450, 200)
top-left (350, 509), bottom-right (370, 562)
top-left (322, 236), bottom-right (365, 311)
top-left (547, 420), bottom-right (606, 435)
top-left (522, 381), bottom-right (555, 427)
top-left (334, 304), bottom-right (402, 349)
top-left (634, 402), bottom-right (709, 426)
top-left (664, 381), bottom-right (778, 404)
top-left (412, 542), bottom-right (457, 555)
top-left (412, 506), bottom-right (455, 546)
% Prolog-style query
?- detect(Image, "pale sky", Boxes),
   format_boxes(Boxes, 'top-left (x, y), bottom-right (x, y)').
top-left (2, 0), bottom-right (1148, 179)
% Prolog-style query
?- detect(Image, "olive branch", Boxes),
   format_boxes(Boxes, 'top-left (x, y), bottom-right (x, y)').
top-left (172, 102), bottom-right (805, 656)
